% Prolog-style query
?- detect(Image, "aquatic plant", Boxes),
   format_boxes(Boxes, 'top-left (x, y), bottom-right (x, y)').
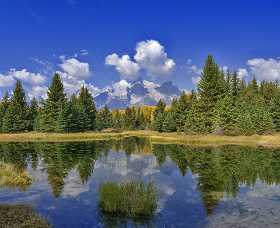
top-left (99, 181), bottom-right (157, 218)
top-left (0, 162), bottom-right (32, 190)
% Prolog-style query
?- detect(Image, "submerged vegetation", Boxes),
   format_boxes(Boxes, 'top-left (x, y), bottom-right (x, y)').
top-left (0, 55), bottom-right (280, 136)
top-left (99, 181), bottom-right (157, 218)
top-left (0, 161), bottom-right (32, 190)
top-left (0, 204), bottom-right (51, 228)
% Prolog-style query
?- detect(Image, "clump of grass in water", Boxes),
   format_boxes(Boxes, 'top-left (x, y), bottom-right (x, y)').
top-left (0, 162), bottom-right (32, 190)
top-left (99, 181), bottom-right (157, 218)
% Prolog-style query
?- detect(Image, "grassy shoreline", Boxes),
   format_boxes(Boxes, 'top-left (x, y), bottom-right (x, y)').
top-left (0, 130), bottom-right (280, 147)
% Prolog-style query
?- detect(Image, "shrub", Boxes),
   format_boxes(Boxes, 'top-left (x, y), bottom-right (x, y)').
top-left (99, 181), bottom-right (157, 218)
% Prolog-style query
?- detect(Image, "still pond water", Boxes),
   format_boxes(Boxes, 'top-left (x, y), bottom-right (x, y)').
top-left (1, 137), bottom-right (280, 227)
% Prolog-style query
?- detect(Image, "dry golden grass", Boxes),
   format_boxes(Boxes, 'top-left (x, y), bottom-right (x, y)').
top-left (0, 162), bottom-right (32, 190)
top-left (0, 130), bottom-right (280, 147)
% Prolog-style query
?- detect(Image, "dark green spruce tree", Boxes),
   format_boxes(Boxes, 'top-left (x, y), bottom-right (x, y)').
top-left (77, 86), bottom-right (97, 131)
top-left (0, 92), bottom-right (10, 132)
top-left (171, 92), bottom-right (192, 131)
top-left (2, 81), bottom-right (28, 133)
top-left (36, 73), bottom-right (66, 132)
top-left (96, 106), bottom-right (112, 131)
top-left (152, 99), bottom-right (166, 132)
top-left (26, 97), bottom-right (38, 131)
top-left (185, 55), bottom-right (226, 133)
top-left (270, 91), bottom-right (280, 131)
top-left (162, 111), bottom-right (177, 132)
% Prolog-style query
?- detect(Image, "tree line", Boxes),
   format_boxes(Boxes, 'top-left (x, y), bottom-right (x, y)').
top-left (1, 55), bottom-right (280, 135)
top-left (153, 55), bottom-right (280, 135)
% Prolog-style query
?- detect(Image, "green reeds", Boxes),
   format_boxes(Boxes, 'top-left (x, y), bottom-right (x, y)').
top-left (99, 181), bottom-right (157, 218)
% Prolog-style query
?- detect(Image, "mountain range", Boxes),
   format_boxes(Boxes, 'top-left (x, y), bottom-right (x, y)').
top-left (93, 79), bottom-right (181, 109)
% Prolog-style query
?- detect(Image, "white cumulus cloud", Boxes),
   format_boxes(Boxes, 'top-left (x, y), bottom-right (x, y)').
top-left (237, 68), bottom-right (249, 79)
top-left (105, 39), bottom-right (175, 80)
top-left (57, 57), bottom-right (98, 97)
top-left (59, 57), bottom-right (90, 80)
top-left (112, 79), bottom-right (131, 98)
top-left (9, 69), bottom-right (46, 85)
top-left (0, 74), bottom-right (15, 87)
top-left (105, 54), bottom-right (140, 80)
top-left (0, 69), bottom-right (46, 87)
top-left (187, 59), bottom-right (202, 85)
top-left (28, 85), bottom-right (48, 100)
top-left (134, 40), bottom-right (175, 76)
top-left (247, 58), bottom-right (280, 81)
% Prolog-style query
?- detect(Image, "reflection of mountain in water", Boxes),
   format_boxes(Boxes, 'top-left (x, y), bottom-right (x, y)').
top-left (1, 140), bottom-right (280, 216)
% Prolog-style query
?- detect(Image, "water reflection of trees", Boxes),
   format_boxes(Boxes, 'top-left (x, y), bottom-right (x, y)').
top-left (1, 139), bottom-right (280, 215)
top-left (100, 213), bottom-right (155, 228)
top-left (152, 144), bottom-right (280, 214)
top-left (0, 137), bottom-right (151, 197)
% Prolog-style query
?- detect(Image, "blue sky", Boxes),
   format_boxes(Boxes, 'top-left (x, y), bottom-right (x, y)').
top-left (1, 0), bottom-right (280, 98)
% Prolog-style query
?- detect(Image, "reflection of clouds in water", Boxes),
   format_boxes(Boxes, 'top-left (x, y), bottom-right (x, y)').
top-left (61, 170), bottom-right (90, 198)
top-left (157, 184), bottom-right (176, 212)
top-left (94, 153), bottom-right (160, 177)
top-left (29, 159), bottom-right (49, 186)
top-left (92, 152), bottom-right (180, 212)
top-left (91, 152), bottom-right (204, 216)
top-left (94, 153), bottom-right (131, 176)
top-left (207, 181), bottom-right (280, 228)
top-left (246, 180), bottom-right (280, 199)
top-left (3, 160), bottom-right (53, 204)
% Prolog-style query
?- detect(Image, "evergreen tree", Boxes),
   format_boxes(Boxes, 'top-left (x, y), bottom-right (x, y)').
top-left (171, 92), bottom-right (192, 131)
top-left (0, 92), bottom-right (10, 132)
top-left (2, 81), bottom-right (28, 132)
top-left (233, 87), bottom-right (273, 135)
top-left (162, 112), bottom-right (177, 132)
top-left (184, 100), bottom-right (205, 134)
top-left (2, 105), bottom-right (14, 133)
top-left (77, 86), bottom-right (97, 131)
top-left (270, 92), bottom-right (280, 131)
top-left (37, 73), bottom-right (66, 132)
top-left (260, 81), bottom-right (279, 103)
top-left (63, 94), bottom-right (80, 132)
top-left (56, 102), bottom-right (72, 132)
top-left (231, 72), bottom-right (240, 103)
top-left (214, 95), bottom-right (236, 135)
top-left (26, 97), bottom-right (38, 131)
top-left (96, 106), bottom-right (112, 131)
top-left (152, 99), bottom-right (166, 131)
top-left (135, 108), bottom-right (146, 129)
top-left (153, 112), bottom-right (165, 132)
top-left (186, 55), bottom-right (226, 133)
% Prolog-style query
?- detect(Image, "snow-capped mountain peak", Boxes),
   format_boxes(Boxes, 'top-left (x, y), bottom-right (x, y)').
top-left (93, 79), bottom-right (181, 109)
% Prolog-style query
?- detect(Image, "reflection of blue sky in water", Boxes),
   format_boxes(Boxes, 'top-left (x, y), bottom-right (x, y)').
top-left (207, 181), bottom-right (280, 228)
top-left (1, 144), bottom-right (280, 227)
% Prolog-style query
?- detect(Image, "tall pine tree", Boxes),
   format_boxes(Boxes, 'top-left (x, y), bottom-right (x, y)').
top-left (77, 86), bottom-right (97, 131)
top-left (2, 81), bottom-right (28, 132)
top-left (186, 55), bottom-right (226, 133)
top-left (0, 92), bottom-right (10, 132)
top-left (37, 73), bottom-right (66, 132)
top-left (152, 99), bottom-right (166, 131)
